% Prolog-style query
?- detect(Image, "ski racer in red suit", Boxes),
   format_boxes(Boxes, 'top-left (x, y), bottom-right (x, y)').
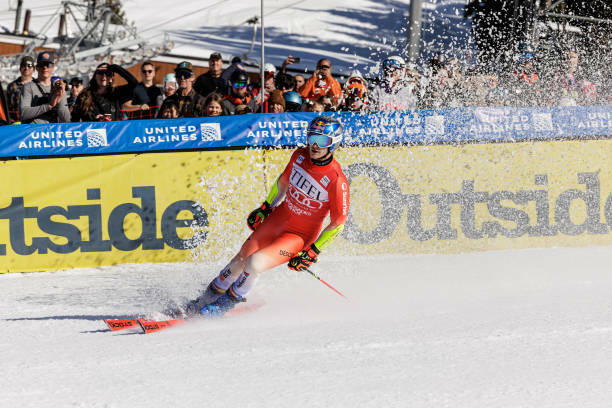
top-left (184, 115), bottom-right (350, 317)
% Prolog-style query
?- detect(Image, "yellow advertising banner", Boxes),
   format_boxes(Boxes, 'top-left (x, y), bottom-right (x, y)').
top-left (1, 139), bottom-right (612, 272)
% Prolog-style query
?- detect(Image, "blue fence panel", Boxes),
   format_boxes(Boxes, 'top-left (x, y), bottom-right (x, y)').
top-left (0, 106), bottom-right (609, 158)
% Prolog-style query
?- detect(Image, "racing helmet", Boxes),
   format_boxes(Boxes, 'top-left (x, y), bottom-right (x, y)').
top-left (283, 91), bottom-right (303, 112)
top-left (306, 116), bottom-right (343, 151)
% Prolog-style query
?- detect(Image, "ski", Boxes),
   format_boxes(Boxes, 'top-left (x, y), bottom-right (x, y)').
top-left (104, 318), bottom-right (144, 331)
top-left (132, 300), bottom-right (266, 334)
top-left (138, 318), bottom-right (186, 334)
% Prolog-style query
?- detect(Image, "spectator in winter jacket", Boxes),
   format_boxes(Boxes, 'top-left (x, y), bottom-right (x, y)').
top-left (298, 59), bottom-right (341, 102)
top-left (72, 62), bottom-right (138, 122)
top-left (6, 55), bottom-right (35, 122)
top-left (19, 52), bottom-right (70, 124)
top-left (194, 52), bottom-right (228, 98)
top-left (222, 70), bottom-right (257, 115)
top-left (372, 56), bottom-right (418, 110)
top-left (165, 61), bottom-right (205, 117)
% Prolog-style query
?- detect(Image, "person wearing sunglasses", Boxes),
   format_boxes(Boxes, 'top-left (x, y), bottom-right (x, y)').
top-left (71, 62), bottom-right (138, 122)
top-left (164, 61), bottom-right (205, 118)
top-left (298, 58), bottom-right (342, 103)
top-left (20, 52), bottom-right (70, 124)
top-left (182, 116), bottom-right (350, 318)
top-left (6, 56), bottom-right (35, 122)
top-left (222, 69), bottom-right (257, 115)
top-left (123, 61), bottom-right (163, 116)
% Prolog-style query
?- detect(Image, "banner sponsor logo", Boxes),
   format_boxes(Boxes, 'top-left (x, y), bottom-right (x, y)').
top-left (86, 128), bottom-right (108, 147)
top-left (246, 120), bottom-right (309, 139)
top-left (133, 124), bottom-right (199, 145)
top-left (343, 164), bottom-right (612, 245)
top-left (200, 123), bottom-right (221, 141)
top-left (0, 186), bottom-right (208, 256)
top-left (19, 130), bottom-right (85, 149)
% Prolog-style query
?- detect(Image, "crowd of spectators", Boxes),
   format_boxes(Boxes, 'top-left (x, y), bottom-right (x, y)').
top-left (2, 43), bottom-right (610, 125)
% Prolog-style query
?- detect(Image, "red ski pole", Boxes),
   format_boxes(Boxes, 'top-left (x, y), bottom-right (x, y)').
top-left (304, 268), bottom-right (348, 300)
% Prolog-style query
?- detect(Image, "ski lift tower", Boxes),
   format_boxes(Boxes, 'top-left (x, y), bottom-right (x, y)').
top-left (0, 0), bottom-right (173, 86)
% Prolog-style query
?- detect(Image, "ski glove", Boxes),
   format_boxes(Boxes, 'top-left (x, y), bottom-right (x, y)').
top-left (288, 244), bottom-right (320, 272)
top-left (247, 201), bottom-right (273, 231)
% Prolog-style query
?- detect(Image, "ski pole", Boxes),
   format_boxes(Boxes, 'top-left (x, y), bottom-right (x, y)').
top-left (304, 268), bottom-right (348, 300)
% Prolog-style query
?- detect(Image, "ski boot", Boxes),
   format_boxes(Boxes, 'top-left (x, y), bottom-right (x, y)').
top-left (199, 290), bottom-right (246, 318)
top-left (183, 282), bottom-right (226, 317)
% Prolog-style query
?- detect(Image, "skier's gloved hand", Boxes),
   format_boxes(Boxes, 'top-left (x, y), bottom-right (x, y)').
top-left (288, 244), bottom-right (320, 272)
top-left (247, 201), bottom-right (273, 231)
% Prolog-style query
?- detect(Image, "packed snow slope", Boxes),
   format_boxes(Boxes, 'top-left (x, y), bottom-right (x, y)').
top-left (0, 0), bottom-right (472, 74)
top-left (2, 245), bottom-right (612, 407)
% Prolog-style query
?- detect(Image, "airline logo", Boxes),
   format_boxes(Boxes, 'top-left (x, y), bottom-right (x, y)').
top-left (296, 155), bottom-right (305, 164)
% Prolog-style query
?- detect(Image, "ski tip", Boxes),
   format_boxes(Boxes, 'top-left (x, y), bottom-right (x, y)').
top-left (104, 318), bottom-right (143, 331)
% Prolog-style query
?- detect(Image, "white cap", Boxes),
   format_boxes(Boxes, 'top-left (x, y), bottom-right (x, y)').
top-left (264, 63), bottom-right (276, 74)
top-left (163, 73), bottom-right (176, 84)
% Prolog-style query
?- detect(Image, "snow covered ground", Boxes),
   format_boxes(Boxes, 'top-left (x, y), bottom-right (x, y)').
top-left (2, 245), bottom-right (612, 407)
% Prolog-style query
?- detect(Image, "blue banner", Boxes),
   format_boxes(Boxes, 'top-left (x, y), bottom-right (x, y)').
top-left (0, 105), bottom-right (610, 158)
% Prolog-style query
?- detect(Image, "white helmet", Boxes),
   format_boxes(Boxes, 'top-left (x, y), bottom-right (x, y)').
top-left (263, 63), bottom-right (277, 74)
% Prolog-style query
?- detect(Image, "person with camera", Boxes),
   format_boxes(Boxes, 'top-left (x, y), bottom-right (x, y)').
top-left (298, 58), bottom-right (342, 103)
top-left (19, 52), bottom-right (70, 124)
top-left (72, 62), bottom-right (138, 122)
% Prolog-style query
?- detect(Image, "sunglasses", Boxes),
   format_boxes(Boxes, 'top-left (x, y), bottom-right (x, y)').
top-left (142, 69), bottom-right (154, 74)
top-left (21, 63), bottom-right (34, 69)
top-left (95, 70), bottom-right (114, 78)
top-left (176, 71), bottom-right (192, 79)
top-left (37, 62), bottom-right (54, 69)
top-left (317, 65), bottom-right (331, 70)
top-left (232, 81), bottom-right (247, 89)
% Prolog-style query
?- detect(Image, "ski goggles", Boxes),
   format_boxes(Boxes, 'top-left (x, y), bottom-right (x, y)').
top-left (518, 52), bottom-right (533, 63)
top-left (382, 58), bottom-right (403, 70)
top-left (307, 133), bottom-right (336, 148)
top-left (232, 80), bottom-right (248, 89)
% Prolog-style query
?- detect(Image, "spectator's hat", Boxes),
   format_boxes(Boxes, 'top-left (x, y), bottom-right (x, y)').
top-left (269, 89), bottom-right (285, 109)
top-left (231, 56), bottom-right (242, 64)
top-left (20, 56), bottom-right (34, 67)
top-left (163, 73), bottom-right (177, 84)
top-left (36, 51), bottom-right (55, 65)
top-left (264, 63), bottom-right (277, 75)
top-left (174, 61), bottom-right (193, 73)
top-left (209, 52), bottom-right (223, 61)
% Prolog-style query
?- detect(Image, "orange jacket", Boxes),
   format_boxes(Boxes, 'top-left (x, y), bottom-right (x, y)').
top-left (298, 75), bottom-right (342, 101)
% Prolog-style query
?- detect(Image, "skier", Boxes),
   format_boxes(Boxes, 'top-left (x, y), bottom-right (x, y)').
top-left (184, 115), bottom-right (350, 317)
